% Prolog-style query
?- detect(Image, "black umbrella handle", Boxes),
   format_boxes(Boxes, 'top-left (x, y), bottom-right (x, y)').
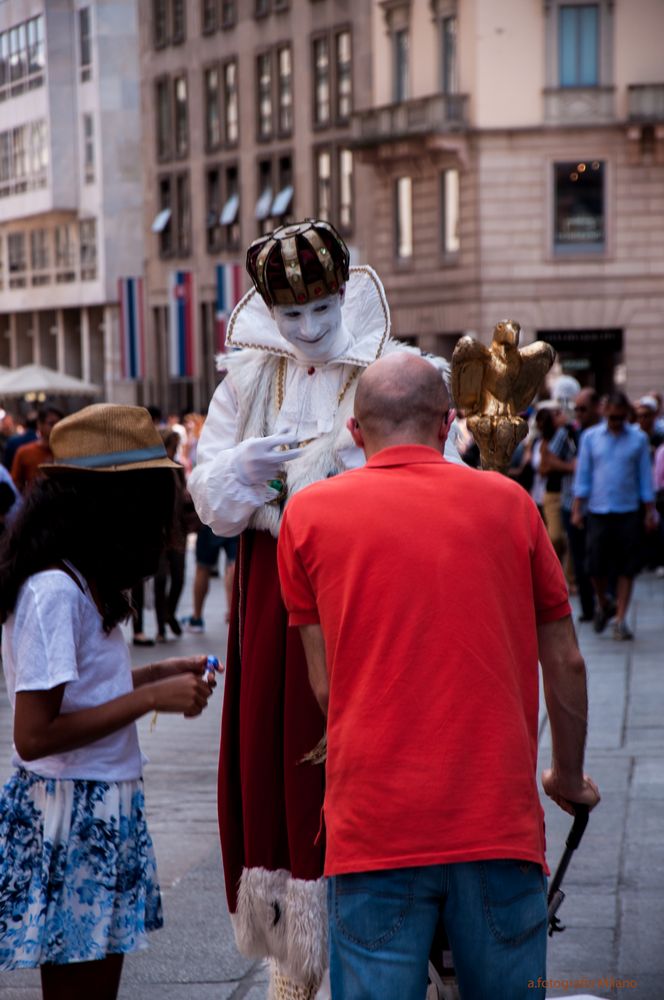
top-left (547, 802), bottom-right (590, 934)
top-left (566, 802), bottom-right (589, 850)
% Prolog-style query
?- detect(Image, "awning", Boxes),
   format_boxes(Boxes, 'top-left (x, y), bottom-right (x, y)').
top-left (271, 184), bottom-right (293, 217)
top-left (0, 364), bottom-right (101, 398)
top-left (220, 192), bottom-right (239, 226)
top-left (151, 208), bottom-right (171, 233)
top-left (254, 187), bottom-right (273, 221)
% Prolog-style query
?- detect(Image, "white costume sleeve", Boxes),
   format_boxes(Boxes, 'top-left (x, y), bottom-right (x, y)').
top-left (188, 376), bottom-right (276, 537)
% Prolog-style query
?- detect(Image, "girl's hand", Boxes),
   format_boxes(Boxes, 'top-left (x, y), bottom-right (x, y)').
top-left (151, 655), bottom-right (224, 688)
top-left (150, 673), bottom-right (213, 717)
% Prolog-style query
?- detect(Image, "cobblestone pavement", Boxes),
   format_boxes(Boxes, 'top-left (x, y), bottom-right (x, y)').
top-left (0, 554), bottom-right (662, 999)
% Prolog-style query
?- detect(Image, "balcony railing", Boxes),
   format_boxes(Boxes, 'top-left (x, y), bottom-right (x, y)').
top-left (351, 93), bottom-right (468, 146)
top-left (628, 84), bottom-right (664, 122)
top-left (543, 86), bottom-right (615, 125)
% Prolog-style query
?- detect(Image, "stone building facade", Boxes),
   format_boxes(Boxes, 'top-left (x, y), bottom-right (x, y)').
top-left (0, 0), bottom-right (144, 406)
top-left (354, 0), bottom-right (664, 396)
top-left (138, 0), bottom-right (373, 413)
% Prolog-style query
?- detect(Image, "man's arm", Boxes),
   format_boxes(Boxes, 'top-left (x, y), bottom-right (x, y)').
top-left (570, 432), bottom-right (592, 527)
top-left (299, 623), bottom-right (329, 718)
top-left (538, 615), bottom-right (600, 815)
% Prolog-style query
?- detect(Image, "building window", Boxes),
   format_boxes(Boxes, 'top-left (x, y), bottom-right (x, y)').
top-left (221, 164), bottom-right (240, 250)
top-left (256, 53), bottom-right (273, 141)
top-left (0, 121), bottom-right (47, 197)
top-left (174, 75), bottom-right (188, 158)
top-left (153, 0), bottom-right (168, 48)
top-left (393, 29), bottom-right (409, 102)
top-left (221, 1), bottom-right (236, 28)
top-left (156, 176), bottom-right (173, 256)
top-left (272, 155), bottom-right (293, 223)
top-left (559, 4), bottom-right (598, 87)
top-left (201, 0), bottom-right (217, 33)
top-left (315, 148), bottom-right (331, 219)
top-left (395, 176), bottom-right (413, 260)
top-left (29, 121), bottom-right (48, 184)
top-left (335, 30), bottom-right (352, 122)
top-left (339, 147), bottom-right (353, 232)
top-left (172, 0), bottom-right (186, 43)
top-left (12, 126), bottom-right (27, 191)
top-left (155, 77), bottom-right (171, 160)
top-left (206, 166), bottom-right (222, 252)
top-left (8, 232), bottom-right (27, 288)
top-left (224, 60), bottom-right (239, 144)
top-left (175, 172), bottom-right (191, 255)
top-left (554, 160), bottom-right (604, 253)
top-left (54, 224), bottom-right (76, 283)
top-left (313, 37), bottom-right (330, 126)
top-left (255, 0), bottom-right (270, 17)
top-left (204, 67), bottom-right (221, 150)
top-left (26, 17), bottom-right (45, 90)
top-left (441, 168), bottom-right (459, 254)
top-left (30, 228), bottom-right (50, 286)
top-left (440, 16), bottom-right (457, 94)
top-left (79, 219), bottom-right (97, 280)
top-left (83, 113), bottom-right (95, 184)
top-left (255, 159), bottom-right (273, 234)
top-left (79, 7), bottom-right (92, 82)
top-left (8, 24), bottom-right (27, 97)
top-left (278, 46), bottom-right (293, 135)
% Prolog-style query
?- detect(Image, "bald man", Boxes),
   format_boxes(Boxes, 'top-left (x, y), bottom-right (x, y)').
top-left (277, 354), bottom-right (599, 1000)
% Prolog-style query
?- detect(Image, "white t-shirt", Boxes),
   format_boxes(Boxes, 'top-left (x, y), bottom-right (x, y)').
top-left (2, 567), bottom-right (143, 781)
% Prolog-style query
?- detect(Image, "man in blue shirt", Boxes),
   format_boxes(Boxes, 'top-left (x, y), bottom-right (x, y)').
top-left (571, 390), bottom-right (657, 640)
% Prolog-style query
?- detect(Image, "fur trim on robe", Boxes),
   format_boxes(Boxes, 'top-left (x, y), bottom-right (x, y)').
top-left (233, 867), bottom-right (328, 985)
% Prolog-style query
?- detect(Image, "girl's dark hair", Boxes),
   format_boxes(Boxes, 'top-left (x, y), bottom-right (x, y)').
top-left (0, 469), bottom-right (175, 632)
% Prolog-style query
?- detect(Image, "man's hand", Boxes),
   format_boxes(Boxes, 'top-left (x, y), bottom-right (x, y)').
top-left (644, 504), bottom-right (659, 533)
top-left (234, 432), bottom-right (304, 487)
top-left (541, 768), bottom-right (601, 816)
top-left (570, 498), bottom-right (585, 529)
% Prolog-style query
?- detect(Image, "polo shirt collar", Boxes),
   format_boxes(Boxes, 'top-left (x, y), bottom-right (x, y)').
top-left (367, 445), bottom-right (445, 468)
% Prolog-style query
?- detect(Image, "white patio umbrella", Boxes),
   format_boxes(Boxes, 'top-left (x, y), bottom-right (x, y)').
top-left (0, 364), bottom-right (101, 398)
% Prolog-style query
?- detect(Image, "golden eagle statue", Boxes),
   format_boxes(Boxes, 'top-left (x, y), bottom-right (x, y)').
top-left (452, 320), bottom-right (555, 473)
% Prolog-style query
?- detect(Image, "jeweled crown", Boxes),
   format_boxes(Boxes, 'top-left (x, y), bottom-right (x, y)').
top-left (246, 219), bottom-right (350, 308)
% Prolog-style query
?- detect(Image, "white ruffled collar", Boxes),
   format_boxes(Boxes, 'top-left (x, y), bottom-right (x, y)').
top-left (225, 266), bottom-right (391, 368)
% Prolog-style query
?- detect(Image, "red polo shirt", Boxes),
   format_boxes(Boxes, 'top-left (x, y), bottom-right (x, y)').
top-left (278, 446), bottom-right (571, 876)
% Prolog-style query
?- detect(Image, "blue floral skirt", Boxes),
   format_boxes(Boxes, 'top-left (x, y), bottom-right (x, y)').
top-left (0, 768), bottom-right (163, 969)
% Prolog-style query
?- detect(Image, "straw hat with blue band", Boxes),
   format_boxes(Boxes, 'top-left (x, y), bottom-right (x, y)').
top-left (42, 403), bottom-right (179, 473)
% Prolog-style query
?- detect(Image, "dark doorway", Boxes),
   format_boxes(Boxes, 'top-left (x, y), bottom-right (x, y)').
top-left (537, 328), bottom-right (622, 396)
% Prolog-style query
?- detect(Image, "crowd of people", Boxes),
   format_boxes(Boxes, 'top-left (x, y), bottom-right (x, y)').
top-left (458, 381), bottom-right (664, 641)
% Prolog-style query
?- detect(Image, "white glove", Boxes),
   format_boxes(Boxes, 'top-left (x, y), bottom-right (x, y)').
top-left (233, 431), bottom-right (304, 487)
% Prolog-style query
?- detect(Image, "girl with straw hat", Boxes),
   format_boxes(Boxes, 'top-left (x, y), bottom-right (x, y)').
top-left (0, 404), bottom-right (218, 999)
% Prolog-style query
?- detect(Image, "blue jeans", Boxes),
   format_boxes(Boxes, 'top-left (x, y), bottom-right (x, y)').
top-left (328, 861), bottom-right (547, 1000)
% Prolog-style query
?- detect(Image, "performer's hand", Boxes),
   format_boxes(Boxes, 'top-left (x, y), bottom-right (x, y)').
top-left (234, 432), bottom-right (304, 486)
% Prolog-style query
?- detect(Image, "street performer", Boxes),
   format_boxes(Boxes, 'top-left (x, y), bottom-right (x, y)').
top-left (188, 219), bottom-right (459, 999)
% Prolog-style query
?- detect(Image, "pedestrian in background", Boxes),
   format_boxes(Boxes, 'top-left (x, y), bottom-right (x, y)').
top-left (278, 353), bottom-right (599, 1000)
top-left (10, 406), bottom-right (63, 493)
top-left (154, 428), bottom-right (190, 641)
top-left (2, 411), bottom-right (38, 472)
top-left (0, 404), bottom-right (216, 999)
top-left (567, 387), bottom-right (601, 621)
top-left (538, 401), bottom-right (576, 565)
top-left (572, 390), bottom-right (657, 640)
top-left (0, 410), bottom-right (16, 465)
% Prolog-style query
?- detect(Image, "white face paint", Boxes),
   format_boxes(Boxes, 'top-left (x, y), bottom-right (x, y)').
top-left (272, 292), bottom-right (349, 362)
